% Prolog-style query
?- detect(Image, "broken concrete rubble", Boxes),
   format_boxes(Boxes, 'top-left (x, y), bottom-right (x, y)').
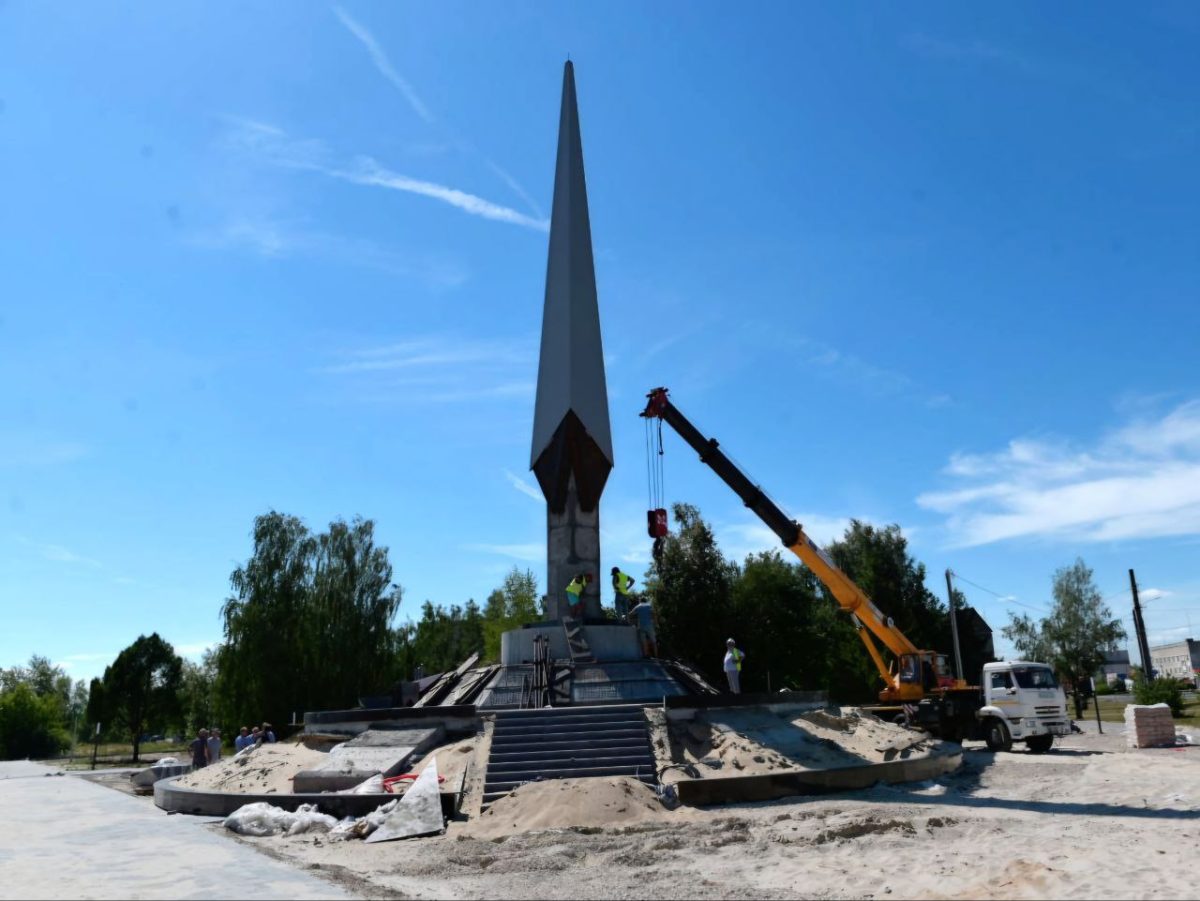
top-left (365, 757), bottom-right (444, 843)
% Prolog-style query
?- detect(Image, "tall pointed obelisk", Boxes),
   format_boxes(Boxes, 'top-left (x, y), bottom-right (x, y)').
top-left (531, 61), bottom-right (613, 622)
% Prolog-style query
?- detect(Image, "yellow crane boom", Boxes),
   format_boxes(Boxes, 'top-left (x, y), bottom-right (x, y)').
top-left (641, 387), bottom-right (955, 703)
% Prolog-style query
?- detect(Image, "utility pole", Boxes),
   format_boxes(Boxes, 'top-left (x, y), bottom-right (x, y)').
top-left (945, 569), bottom-right (964, 683)
top-left (1130, 568), bottom-right (1154, 682)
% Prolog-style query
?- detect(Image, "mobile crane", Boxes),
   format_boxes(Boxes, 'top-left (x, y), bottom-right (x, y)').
top-left (641, 387), bottom-right (1070, 751)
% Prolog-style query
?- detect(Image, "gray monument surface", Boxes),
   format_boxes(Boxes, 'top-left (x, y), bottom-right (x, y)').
top-left (530, 61), bottom-right (613, 622)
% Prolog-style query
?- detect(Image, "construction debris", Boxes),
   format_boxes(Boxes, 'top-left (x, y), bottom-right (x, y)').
top-left (365, 757), bottom-right (444, 843)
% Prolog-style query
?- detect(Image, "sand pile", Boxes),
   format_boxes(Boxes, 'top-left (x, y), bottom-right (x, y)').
top-left (653, 706), bottom-right (937, 781)
top-left (176, 743), bottom-right (329, 794)
top-left (466, 776), bottom-right (670, 838)
top-left (407, 736), bottom-right (477, 788)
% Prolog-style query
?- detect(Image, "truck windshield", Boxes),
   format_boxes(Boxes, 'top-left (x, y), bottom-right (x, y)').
top-left (1012, 667), bottom-right (1059, 689)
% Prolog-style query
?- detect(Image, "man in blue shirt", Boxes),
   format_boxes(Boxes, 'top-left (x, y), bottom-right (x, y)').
top-left (234, 726), bottom-right (253, 753)
top-left (626, 599), bottom-right (658, 658)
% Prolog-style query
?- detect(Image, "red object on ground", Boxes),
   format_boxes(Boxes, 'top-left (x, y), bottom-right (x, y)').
top-left (382, 773), bottom-right (447, 793)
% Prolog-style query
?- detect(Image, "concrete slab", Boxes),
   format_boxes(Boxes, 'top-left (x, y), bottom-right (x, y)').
top-left (292, 726), bottom-right (444, 792)
top-left (0, 761), bottom-right (348, 900)
top-left (342, 726), bottom-right (442, 749)
top-left (294, 748), bottom-right (411, 794)
top-left (366, 757), bottom-right (444, 843)
top-left (303, 705), bottom-right (478, 736)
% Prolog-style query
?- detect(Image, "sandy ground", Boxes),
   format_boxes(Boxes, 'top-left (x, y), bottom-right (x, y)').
top-left (463, 776), bottom-right (697, 840)
top-left (229, 725), bottom-right (1200, 900)
top-left (174, 735), bottom-right (483, 798)
top-left (648, 706), bottom-right (939, 781)
top-left (176, 742), bottom-right (330, 794)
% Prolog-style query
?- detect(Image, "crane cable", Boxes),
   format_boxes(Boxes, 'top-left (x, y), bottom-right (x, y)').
top-left (644, 415), bottom-right (666, 512)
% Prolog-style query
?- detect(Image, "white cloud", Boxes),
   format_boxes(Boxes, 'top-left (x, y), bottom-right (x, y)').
top-left (220, 119), bottom-right (548, 232)
top-left (318, 335), bottom-right (536, 405)
top-left (504, 469), bottom-right (543, 502)
top-left (187, 216), bottom-right (469, 288)
top-left (339, 158), bottom-right (549, 231)
top-left (791, 337), bottom-right (950, 408)
top-left (0, 431), bottom-right (88, 466)
top-left (716, 512), bottom-right (856, 562)
top-left (465, 542), bottom-right (544, 562)
top-left (16, 536), bottom-right (101, 568)
top-left (483, 157), bottom-right (545, 219)
top-left (918, 399), bottom-right (1200, 546)
top-left (332, 5), bottom-right (432, 123)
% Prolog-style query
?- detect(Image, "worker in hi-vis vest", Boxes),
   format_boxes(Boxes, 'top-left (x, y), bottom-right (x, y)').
top-left (565, 572), bottom-right (591, 620)
top-left (723, 638), bottom-right (745, 694)
top-left (611, 566), bottom-right (636, 618)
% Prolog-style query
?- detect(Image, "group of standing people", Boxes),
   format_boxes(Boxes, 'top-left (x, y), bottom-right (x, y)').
top-left (188, 728), bottom-right (222, 769)
top-left (188, 722), bottom-right (276, 769)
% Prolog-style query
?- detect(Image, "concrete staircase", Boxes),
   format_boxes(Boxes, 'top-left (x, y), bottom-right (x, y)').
top-left (481, 704), bottom-right (657, 810)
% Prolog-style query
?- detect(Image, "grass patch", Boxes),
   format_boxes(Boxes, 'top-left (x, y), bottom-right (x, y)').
top-left (38, 740), bottom-right (191, 769)
top-left (1087, 693), bottom-right (1200, 727)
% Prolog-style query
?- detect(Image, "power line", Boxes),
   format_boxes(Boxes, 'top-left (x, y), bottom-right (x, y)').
top-left (950, 571), bottom-right (1048, 613)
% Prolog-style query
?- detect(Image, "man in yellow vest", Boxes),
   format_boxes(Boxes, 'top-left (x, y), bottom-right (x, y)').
top-left (565, 572), bottom-right (591, 620)
top-left (611, 566), bottom-right (636, 618)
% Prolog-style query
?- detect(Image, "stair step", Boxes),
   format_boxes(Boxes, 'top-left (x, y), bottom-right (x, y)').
top-left (491, 729), bottom-right (648, 746)
top-left (492, 719), bottom-right (648, 734)
top-left (487, 754), bottom-right (655, 775)
top-left (494, 714), bottom-right (644, 729)
top-left (488, 743), bottom-right (651, 762)
top-left (494, 709), bottom-right (645, 724)
top-left (489, 737), bottom-right (654, 756)
top-left (494, 702), bottom-right (646, 716)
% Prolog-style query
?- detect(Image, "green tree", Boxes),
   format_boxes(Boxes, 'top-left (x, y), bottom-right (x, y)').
top-left (92, 634), bottom-right (184, 762)
top-left (0, 684), bottom-right (70, 760)
top-left (0, 655), bottom-right (83, 754)
top-left (482, 568), bottom-right (540, 662)
top-left (823, 520), bottom-right (950, 700)
top-left (178, 651), bottom-right (218, 735)
top-left (730, 550), bottom-right (826, 693)
top-left (84, 677), bottom-right (107, 739)
top-left (215, 512), bottom-right (404, 731)
top-left (1003, 558), bottom-right (1126, 719)
top-left (403, 599), bottom-right (487, 674)
top-left (644, 503), bottom-right (739, 685)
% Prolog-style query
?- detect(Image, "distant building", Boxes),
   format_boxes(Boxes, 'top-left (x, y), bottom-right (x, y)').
top-left (1096, 650), bottom-right (1131, 686)
top-left (1148, 639), bottom-right (1200, 685)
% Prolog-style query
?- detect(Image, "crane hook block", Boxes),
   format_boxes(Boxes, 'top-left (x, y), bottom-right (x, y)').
top-left (647, 508), bottom-right (669, 538)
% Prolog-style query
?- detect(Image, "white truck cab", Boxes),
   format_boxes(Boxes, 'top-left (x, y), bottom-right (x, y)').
top-left (977, 661), bottom-right (1070, 753)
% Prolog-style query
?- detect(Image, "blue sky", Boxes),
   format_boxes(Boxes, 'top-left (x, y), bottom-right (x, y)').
top-left (2, 2), bottom-right (1198, 684)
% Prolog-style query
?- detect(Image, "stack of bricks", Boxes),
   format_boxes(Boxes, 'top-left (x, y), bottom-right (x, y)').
top-left (1124, 703), bottom-right (1176, 748)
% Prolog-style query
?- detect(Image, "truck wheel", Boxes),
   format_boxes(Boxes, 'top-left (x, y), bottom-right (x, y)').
top-left (984, 719), bottom-right (1013, 752)
top-left (1026, 734), bottom-right (1053, 754)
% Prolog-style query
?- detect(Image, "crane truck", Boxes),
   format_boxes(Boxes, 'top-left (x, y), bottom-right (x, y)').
top-left (641, 387), bottom-right (1070, 752)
